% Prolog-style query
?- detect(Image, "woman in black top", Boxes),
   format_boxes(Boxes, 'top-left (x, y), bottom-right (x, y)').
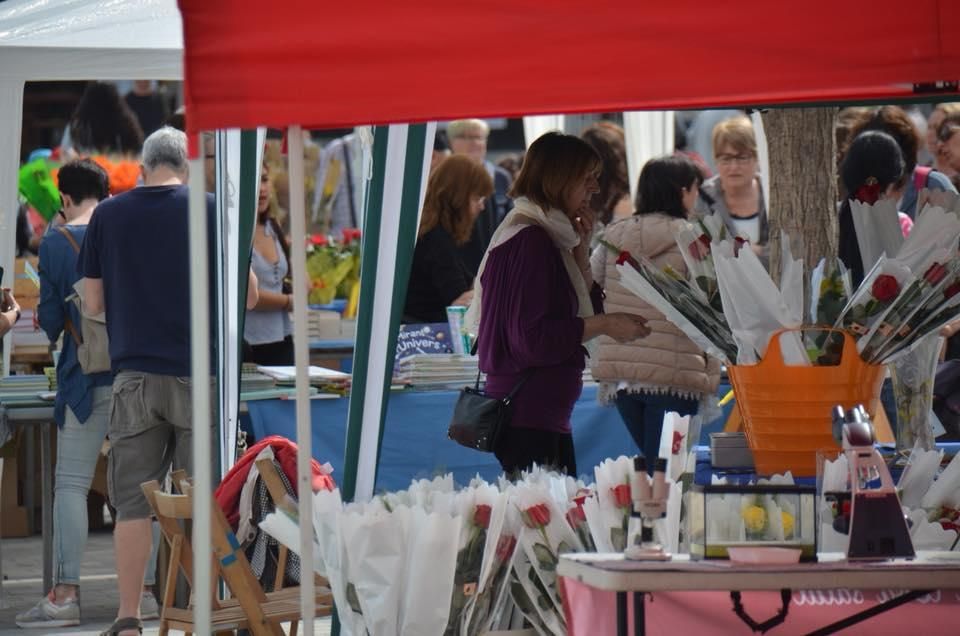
top-left (403, 155), bottom-right (493, 323)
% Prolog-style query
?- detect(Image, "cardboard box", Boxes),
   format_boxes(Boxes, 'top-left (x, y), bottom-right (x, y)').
top-left (0, 453), bottom-right (30, 539)
top-left (13, 256), bottom-right (40, 311)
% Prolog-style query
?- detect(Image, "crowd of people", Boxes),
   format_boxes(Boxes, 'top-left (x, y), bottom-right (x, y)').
top-left (407, 105), bottom-right (960, 479)
top-left (5, 82), bottom-right (960, 633)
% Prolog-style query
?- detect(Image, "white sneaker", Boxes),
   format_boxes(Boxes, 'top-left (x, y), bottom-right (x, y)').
top-left (140, 590), bottom-right (160, 620)
top-left (15, 594), bottom-right (81, 629)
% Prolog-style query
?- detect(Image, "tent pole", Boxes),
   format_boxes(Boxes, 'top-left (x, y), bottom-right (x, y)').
top-left (287, 125), bottom-right (315, 631)
top-left (342, 123), bottom-right (434, 503)
top-left (0, 80), bottom-right (24, 377)
top-left (188, 133), bottom-right (213, 635)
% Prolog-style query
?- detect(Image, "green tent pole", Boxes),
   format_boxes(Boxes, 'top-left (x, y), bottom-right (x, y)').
top-left (340, 125), bottom-right (388, 503)
top-left (374, 124), bottom-right (428, 457)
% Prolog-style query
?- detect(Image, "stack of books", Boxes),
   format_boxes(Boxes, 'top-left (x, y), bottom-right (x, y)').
top-left (394, 354), bottom-right (480, 391)
top-left (11, 309), bottom-right (52, 360)
top-left (0, 374), bottom-right (52, 402)
top-left (240, 363), bottom-right (277, 394)
top-left (257, 365), bottom-right (351, 394)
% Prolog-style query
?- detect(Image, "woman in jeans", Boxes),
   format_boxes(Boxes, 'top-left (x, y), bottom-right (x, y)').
top-left (468, 132), bottom-right (650, 476)
top-left (591, 155), bottom-right (720, 460)
top-left (17, 160), bottom-right (159, 629)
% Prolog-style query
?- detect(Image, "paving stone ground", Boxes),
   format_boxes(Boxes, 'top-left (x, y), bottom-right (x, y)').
top-left (0, 529), bottom-right (330, 635)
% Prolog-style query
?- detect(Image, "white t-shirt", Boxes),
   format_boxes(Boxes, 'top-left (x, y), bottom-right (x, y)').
top-left (729, 214), bottom-right (761, 243)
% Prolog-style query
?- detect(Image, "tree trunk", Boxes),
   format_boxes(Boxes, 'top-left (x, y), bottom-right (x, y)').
top-left (762, 107), bottom-right (838, 285)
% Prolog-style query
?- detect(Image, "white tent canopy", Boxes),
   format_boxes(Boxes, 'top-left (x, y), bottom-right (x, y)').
top-left (0, 0), bottom-right (183, 374)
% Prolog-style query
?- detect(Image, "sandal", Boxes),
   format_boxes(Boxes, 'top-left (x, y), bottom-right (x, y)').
top-left (99, 616), bottom-right (142, 635)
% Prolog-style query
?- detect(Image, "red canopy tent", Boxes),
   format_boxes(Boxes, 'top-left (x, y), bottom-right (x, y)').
top-left (176, 1), bottom-right (959, 631)
top-left (179, 0), bottom-right (959, 135)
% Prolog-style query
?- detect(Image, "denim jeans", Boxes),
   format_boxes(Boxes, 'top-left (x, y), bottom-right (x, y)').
top-left (613, 391), bottom-right (699, 460)
top-left (54, 385), bottom-right (159, 586)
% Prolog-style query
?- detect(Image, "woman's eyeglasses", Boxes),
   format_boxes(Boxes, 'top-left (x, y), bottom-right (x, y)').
top-left (938, 125), bottom-right (960, 143)
top-left (715, 153), bottom-right (756, 166)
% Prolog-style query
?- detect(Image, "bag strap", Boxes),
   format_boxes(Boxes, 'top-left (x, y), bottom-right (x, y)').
top-left (57, 225), bottom-right (81, 253)
top-left (470, 335), bottom-right (533, 401)
top-left (64, 315), bottom-right (83, 346)
top-left (57, 226), bottom-right (85, 347)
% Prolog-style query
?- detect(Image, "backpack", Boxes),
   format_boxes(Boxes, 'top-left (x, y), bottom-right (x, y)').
top-left (57, 226), bottom-right (111, 374)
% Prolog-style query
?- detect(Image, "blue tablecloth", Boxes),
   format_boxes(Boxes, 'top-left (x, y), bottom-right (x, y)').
top-left (246, 384), bottom-right (731, 492)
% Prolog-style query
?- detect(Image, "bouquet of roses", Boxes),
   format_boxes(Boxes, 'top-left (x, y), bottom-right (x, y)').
top-left (860, 253), bottom-right (960, 363)
top-left (671, 216), bottom-right (739, 313)
top-left (712, 238), bottom-right (808, 365)
top-left (602, 240), bottom-right (738, 363)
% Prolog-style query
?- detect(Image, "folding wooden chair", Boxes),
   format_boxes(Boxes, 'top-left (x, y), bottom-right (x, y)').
top-left (141, 480), bottom-right (332, 636)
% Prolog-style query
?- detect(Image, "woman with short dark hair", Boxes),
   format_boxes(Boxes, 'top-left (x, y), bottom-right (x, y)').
top-left (838, 130), bottom-right (907, 286)
top-left (467, 132), bottom-right (650, 476)
top-left (592, 155), bottom-right (720, 460)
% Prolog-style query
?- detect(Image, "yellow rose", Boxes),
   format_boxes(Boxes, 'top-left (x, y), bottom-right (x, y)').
top-left (743, 505), bottom-right (766, 534)
top-left (782, 511), bottom-right (795, 539)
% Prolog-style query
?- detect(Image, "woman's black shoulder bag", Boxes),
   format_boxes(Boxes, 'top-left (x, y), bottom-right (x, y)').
top-left (447, 341), bottom-right (532, 452)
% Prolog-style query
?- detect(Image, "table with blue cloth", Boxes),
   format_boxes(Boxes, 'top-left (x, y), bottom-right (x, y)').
top-left (244, 384), bottom-right (731, 492)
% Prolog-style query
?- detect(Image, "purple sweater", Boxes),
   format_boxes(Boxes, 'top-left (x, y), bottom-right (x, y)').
top-left (476, 226), bottom-right (588, 433)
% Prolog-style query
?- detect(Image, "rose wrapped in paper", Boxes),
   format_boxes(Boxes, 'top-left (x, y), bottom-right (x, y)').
top-left (512, 484), bottom-right (583, 635)
top-left (863, 255), bottom-right (960, 362)
top-left (834, 258), bottom-right (911, 348)
top-left (444, 499), bottom-right (490, 635)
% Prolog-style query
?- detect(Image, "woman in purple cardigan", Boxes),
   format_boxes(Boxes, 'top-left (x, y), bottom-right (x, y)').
top-left (466, 132), bottom-right (651, 476)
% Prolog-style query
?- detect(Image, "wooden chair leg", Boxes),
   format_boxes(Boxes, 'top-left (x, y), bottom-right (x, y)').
top-left (273, 545), bottom-right (288, 591)
top-left (289, 621), bottom-right (298, 636)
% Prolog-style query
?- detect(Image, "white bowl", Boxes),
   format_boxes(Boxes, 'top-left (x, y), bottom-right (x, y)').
top-left (727, 547), bottom-right (802, 565)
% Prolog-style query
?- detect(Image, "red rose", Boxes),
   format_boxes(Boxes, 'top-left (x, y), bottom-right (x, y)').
top-left (566, 505), bottom-right (587, 527)
top-left (672, 430), bottom-right (685, 455)
top-left (946, 282), bottom-right (960, 299)
top-left (924, 263), bottom-right (948, 285)
top-left (474, 504), bottom-right (492, 529)
top-left (309, 234), bottom-right (328, 246)
top-left (611, 483), bottom-right (632, 509)
top-left (523, 503), bottom-right (551, 528)
top-left (494, 534), bottom-right (517, 562)
top-left (854, 181), bottom-right (882, 204)
top-left (687, 235), bottom-right (711, 261)
top-left (871, 274), bottom-right (900, 302)
top-left (573, 488), bottom-right (591, 507)
top-left (616, 251), bottom-right (632, 266)
top-left (733, 236), bottom-right (747, 256)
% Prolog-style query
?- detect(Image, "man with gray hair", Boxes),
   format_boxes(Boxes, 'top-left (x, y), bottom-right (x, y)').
top-left (78, 126), bottom-right (216, 636)
top-left (446, 118), bottom-right (513, 275)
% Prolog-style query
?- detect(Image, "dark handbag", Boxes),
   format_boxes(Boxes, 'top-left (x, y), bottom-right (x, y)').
top-left (448, 368), bottom-right (532, 452)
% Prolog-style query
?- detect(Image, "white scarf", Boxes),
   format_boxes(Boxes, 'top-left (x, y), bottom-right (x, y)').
top-left (465, 196), bottom-right (594, 335)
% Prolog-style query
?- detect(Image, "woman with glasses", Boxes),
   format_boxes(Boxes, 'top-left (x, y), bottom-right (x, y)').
top-left (403, 155), bottom-right (493, 323)
top-left (927, 103), bottom-right (960, 178)
top-left (936, 112), bottom-right (960, 180)
top-left (695, 116), bottom-right (769, 267)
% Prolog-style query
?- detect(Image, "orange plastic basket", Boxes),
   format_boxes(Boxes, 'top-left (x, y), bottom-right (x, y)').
top-left (726, 329), bottom-right (884, 477)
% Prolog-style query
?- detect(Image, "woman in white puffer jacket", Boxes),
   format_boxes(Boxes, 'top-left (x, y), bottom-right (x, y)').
top-left (591, 155), bottom-right (721, 460)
